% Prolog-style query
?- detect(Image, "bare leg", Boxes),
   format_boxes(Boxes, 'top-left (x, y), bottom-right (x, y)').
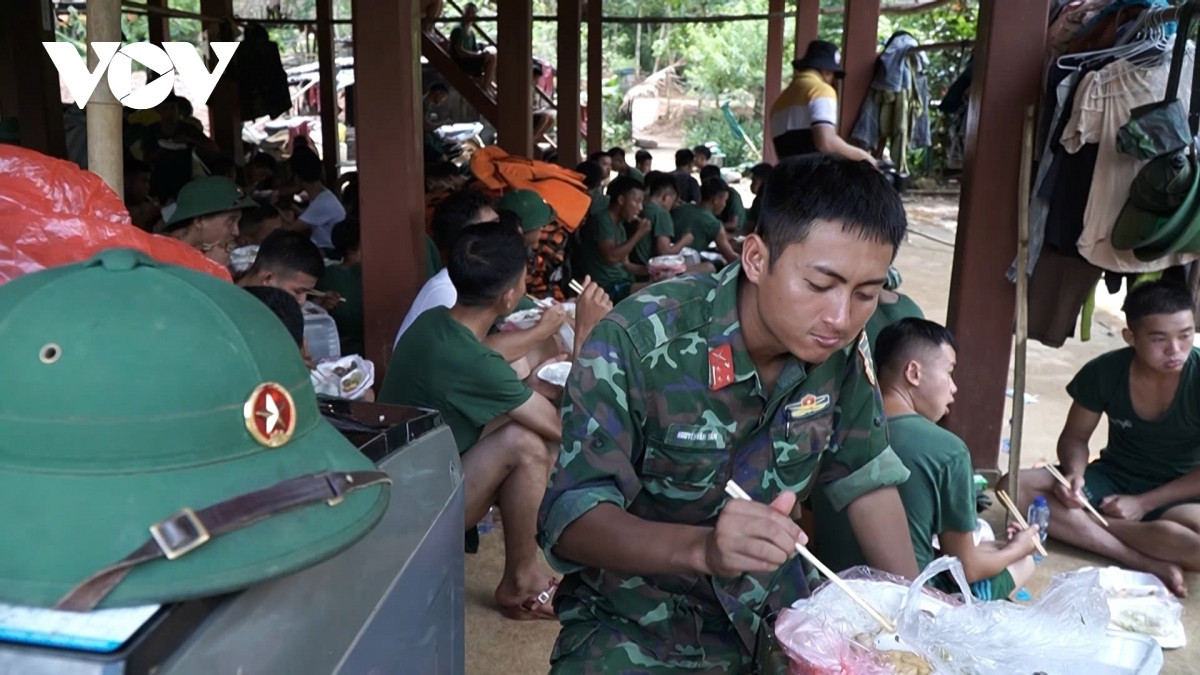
top-left (460, 421), bottom-right (559, 617)
top-left (1005, 555), bottom-right (1036, 598)
top-left (1013, 469), bottom-right (1186, 596)
top-left (483, 52), bottom-right (498, 93)
top-left (1105, 504), bottom-right (1200, 571)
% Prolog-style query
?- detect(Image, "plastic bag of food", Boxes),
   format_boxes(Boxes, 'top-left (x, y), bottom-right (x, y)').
top-left (647, 254), bottom-right (687, 281)
top-left (774, 610), bottom-right (892, 675)
top-left (310, 355), bottom-right (374, 400)
top-left (0, 146), bottom-right (231, 285)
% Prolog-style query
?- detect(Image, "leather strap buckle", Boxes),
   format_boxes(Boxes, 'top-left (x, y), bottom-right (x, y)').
top-left (148, 507), bottom-right (211, 560)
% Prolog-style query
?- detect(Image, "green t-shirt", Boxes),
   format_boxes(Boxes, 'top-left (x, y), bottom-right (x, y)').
top-left (865, 292), bottom-right (925, 351)
top-left (424, 234), bottom-right (443, 281)
top-left (811, 414), bottom-right (976, 576)
top-left (576, 205), bottom-right (633, 289)
top-left (379, 307), bottom-right (533, 454)
top-left (1068, 347), bottom-right (1200, 484)
top-left (316, 262), bottom-right (364, 357)
top-left (721, 188), bottom-right (747, 233)
top-left (670, 203), bottom-right (723, 252)
top-left (627, 167), bottom-right (645, 184)
top-left (631, 201), bottom-right (675, 267)
top-left (450, 25), bottom-right (477, 52)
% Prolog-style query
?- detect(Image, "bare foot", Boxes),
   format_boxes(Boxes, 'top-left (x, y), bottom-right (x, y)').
top-left (495, 576), bottom-right (558, 621)
top-left (1147, 560), bottom-right (1187, 598)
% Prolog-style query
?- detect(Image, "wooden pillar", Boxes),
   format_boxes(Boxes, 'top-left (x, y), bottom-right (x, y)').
top-left (556, 0), bottom-right (582, 167)
top-left (585, 0), bottom-right (602, 152)
top-left (87, 0), bottom-right (123, 195)
top-left (146, 0), bottom-right (171, 45)
top-left (838, 0), bottom-right (879, 137)
top-left (795, 0), bottom-right (820, 58)
top-left (200, 0), bottom-right (242, 161)
top-left (763, 0), bottom-right (786, 164)
top-left (497, 0), bottom-right (534, 157)
top-left (943, 0), bottom-right (1048, 473)
top-left (316, 0), bottom-right (340, 183)
top-left (3, 0), bottom-right (66, 157)
top-left (353, 0), bottom-right (425, 376)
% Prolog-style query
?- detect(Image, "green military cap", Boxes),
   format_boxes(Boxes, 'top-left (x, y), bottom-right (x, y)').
top-left (1110, 151), bottom-right (1200, 258)
top-left (165, 175), bottom-right (258, 229)
top-left (496, 189), bottom-right (557, 233)
top-left (0, 249), bottom-right (389, 610)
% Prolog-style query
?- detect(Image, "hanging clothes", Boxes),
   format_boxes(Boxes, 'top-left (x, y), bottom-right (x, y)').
top-left (850, 32), bottom-right (931, 175)
top-left (1061, 43), bottom-right (1200, 272)
top-left (1028, 245), bottom-right (1104, 348)
top-left (236, 26), bottom-right (292, 121)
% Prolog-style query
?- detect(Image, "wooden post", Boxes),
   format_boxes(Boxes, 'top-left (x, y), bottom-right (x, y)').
top-left (352, 0), bottom-right (426, 377)
top-left (838, 0), bottom-right (879, 137)
top-left (86, 0), bottom-right (124, 195)
top-left (795, 0), bottom-right (820, 58)
top-left (586, 0), bottom-right (602, 152)
top-left (1008, 106), bottom-right (1035, 498)
top-left (763, 0), bottom-right (786, 164)
top-left (944, 0), bottom-right (1048, 474)
top-left (316, 0), bottom-right (340, 183)
top-left (146, 0), bottom-right (171, 45)
top-left (557, 0), bottom-right (582, 167)
top-left (4, 0), bottom-right (66, 158)
top-left (200, 0), bottom-right (242, 161)
top-left (497, 0), bottom-right (534, 156)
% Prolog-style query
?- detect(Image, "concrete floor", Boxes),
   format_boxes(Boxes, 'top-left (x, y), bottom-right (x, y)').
top-left (463, 196), bottom-right (1200, 674)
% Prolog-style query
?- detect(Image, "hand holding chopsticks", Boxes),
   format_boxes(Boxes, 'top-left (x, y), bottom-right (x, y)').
top-left (1043, 464), bottom-right (1110, 527)
top-left (995, 490), bottom-right (1049, 559)
top-left (724, 480), bottom-right (897, 633)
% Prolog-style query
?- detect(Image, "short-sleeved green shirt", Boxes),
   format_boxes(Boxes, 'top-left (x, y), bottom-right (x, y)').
top-left (670, 203), bottom-right (724, 252)
top-left (1068, 347), bottom-right (1200, 484)
top-left (721, 188), bottom-right (748, 233)
top-left (630, 201), bottom-right (675, 267)
top-left (812, 414), bottom-right (975, 578)
top-left (450, 25), bottom-right (477, 52)
top-left (626, 167), bottom-right (645, 184)
top-left (379, 307), bottom-right (532, 454)
top-left (575, 205), bottom-right (633, 289)
top-left (537, 262), bottom-right (909, 672)
top-left (316, 262), bottom-right (364, 357)
top-left (864, 292), bottom-right (925, 351)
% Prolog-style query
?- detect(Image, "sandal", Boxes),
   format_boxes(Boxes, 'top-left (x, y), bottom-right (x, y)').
top-left (499, 578), bottom-right (559, 621)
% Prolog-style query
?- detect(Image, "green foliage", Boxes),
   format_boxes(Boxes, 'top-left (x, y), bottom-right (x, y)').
top-left (684, 106), bottom-right (763, 167)
top-left (603, 76), bottom-right (634, 149)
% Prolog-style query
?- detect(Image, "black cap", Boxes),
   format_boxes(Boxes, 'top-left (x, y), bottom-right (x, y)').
top-left (793, 40), bottom-right (844, 76)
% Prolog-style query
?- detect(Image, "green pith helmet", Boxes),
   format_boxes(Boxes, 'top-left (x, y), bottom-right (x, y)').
top-left (164, 175), bottom-right (258, 228)
top-left (496, 189), bottom-right (557, 232)
top-left (0, 249), bottom-right (389, 610)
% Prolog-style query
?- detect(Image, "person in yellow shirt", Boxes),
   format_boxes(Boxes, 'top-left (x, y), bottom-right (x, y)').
top-left (770, 40), bottom-right (876, 165)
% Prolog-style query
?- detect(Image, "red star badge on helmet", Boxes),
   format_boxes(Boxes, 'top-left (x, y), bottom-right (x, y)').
top-left (243, 383), bottom-right (297, 448)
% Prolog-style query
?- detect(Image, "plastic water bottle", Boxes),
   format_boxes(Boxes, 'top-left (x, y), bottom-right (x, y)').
top-left (1027, 496), bottom-right (1050, 563)
top-left (477, 507), bottom-right (495, 534)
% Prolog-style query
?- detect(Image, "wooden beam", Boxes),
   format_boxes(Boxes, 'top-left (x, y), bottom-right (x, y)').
top-left (586, 0), bottom-right (602, 152)
top-left (557, 0), bottom-right (582, 167)
top-left (352, 0), bottom-right (425, 377)
top-left (795, 0), bottom-right (820, 58)
top-left (497, 0), bottom-right (534, 156)
top-left (145, 0), bottom-right (170, 44)
top-left (838, 0), bottom-right (879, 137)
top-left (943, 0), bottom-right (1048, 471)
top-left (200, 0), bottom-right (242, 161)
top-left (763, 0), bottom-right (785, 164)
top-left (316, 0), bottom-right (339, 183)
top-left (3, 0), bottom-right (66, 158)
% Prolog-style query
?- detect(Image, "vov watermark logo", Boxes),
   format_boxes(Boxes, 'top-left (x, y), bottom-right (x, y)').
top-left (42, 42), bottom-right (240, 110)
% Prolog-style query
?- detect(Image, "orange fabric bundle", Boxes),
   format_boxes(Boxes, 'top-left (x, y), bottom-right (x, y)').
top-left (469, 146), bottom-right (590, 232)
top-left (0, 146), bottom-right (231, 285)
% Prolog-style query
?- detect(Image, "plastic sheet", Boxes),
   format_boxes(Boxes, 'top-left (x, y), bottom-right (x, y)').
top-left (777, 558), bottom-right (1114, 675)
top-left (0, 146), bottom-right (231, 285)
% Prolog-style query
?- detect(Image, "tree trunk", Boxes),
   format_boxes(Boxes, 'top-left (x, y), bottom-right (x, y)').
top-left (634, 0), bottom-right (642, 77)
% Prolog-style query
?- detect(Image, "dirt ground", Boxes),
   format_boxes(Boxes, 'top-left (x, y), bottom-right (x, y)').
top-left (463, 195), bottom-right (1200, 674)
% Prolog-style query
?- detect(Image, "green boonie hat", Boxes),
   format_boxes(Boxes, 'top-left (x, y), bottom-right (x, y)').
top-left (1111, 151), bottom-right (1198, 254)
top-left (165, 175), bottom-right (258, 228)
top-left (0, 249), bottom-right (389, 610)
top-left (496, 189), bottom-right (557, 233)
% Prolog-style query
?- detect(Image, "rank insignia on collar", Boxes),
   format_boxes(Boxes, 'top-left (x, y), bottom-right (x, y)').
top-left (857, 333), bottom-right (877, 388)
top-left (786, 393), bottom-right (832, 420)
top-left (709, 343), bottom-right (736, 390)
top-left (244, 382), bottom-right (297, 448)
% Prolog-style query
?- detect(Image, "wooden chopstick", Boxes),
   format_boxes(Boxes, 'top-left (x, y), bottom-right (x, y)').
top-left (306, 289), bottom-right (347, 303)
top-left (723, 481), bottom-right (897, 633)
top-left (995, 490), bottom-right (1048, 558)
top-left (1043, 464), bottom-right (1110, 527)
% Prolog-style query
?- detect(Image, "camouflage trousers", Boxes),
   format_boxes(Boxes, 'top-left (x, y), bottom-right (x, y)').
top-left (547, 621), bottom-right (790, 675)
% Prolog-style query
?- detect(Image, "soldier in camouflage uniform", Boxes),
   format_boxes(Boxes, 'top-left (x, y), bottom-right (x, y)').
top-left (538, 154), bottom-right (919, 673)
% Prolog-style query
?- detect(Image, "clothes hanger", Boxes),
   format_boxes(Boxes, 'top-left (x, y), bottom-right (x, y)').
top-left (1055, 9), bottom-right (1165, 72)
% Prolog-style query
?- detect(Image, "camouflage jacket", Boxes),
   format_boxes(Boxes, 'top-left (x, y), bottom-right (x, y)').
top-left (538, 262), bottom-right (910, 672)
